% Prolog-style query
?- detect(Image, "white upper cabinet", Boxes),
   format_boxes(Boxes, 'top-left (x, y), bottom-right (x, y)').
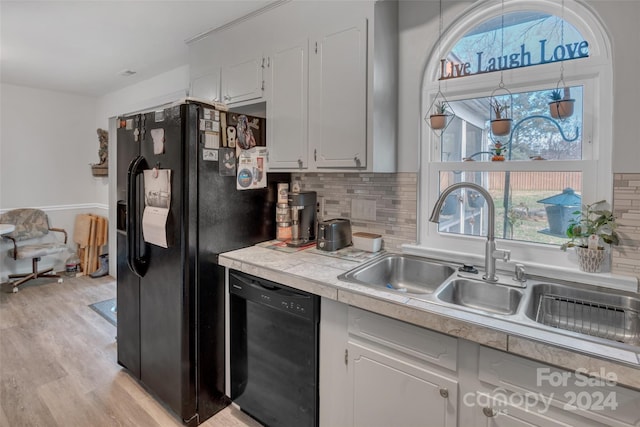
top-left (267, 39), bottom-right (309, 169)
top-left (187, 0), bottom-right (397, 172)
top-left (221, 56), bottom-right (265, 105)
top-left (309, 22), bottom-right (367, 169)
top-left (190, 68), bottom-right (221, 103)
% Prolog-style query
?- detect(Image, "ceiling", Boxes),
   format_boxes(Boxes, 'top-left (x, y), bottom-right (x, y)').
top-left (0, 1), bottom-right (274, 97)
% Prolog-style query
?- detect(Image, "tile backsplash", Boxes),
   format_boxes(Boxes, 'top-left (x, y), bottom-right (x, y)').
top-left (292, 173), bottom-right (418, 251)
top-left (612, 173), bottom-right (640, 278)
top-left (292, 172), bottom-right (640, 282)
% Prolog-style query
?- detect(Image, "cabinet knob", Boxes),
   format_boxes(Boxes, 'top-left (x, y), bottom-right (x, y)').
top-left (354, 155), bottom-right (361, 167)
top-left (298, 159), bottom-right (304, 168)
top-left (483, 407), bottom-right (497, 418)
top-left (439, 388), bottom-right (449, 398)
top-left (224, 95), bottom-right (230, 101)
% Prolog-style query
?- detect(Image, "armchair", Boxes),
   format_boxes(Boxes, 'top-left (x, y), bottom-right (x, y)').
top-left (1, 208), bottom-right (68, 292)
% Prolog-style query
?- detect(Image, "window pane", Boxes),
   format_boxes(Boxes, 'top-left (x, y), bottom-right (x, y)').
top-left (443, 85), bottom-right (583, 161)
top-left (437, 171), bottom-right (582, 245)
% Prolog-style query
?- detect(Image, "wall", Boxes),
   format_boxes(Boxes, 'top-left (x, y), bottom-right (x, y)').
top-left (0, 83), bottom-right (106, 279)
top-left (292, 173), bottom-right (418, 251)
top-left (96, 65), bottom-right (190, 127)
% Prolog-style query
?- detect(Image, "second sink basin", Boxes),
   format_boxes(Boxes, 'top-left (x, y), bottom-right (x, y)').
top-left (436, 278), bottom-right (523, 315)
top-left (337, 253), bottom-right (455, 294)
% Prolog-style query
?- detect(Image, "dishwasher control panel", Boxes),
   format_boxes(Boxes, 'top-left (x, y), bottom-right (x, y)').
top-left (229, 270), bottom-right (318, 322)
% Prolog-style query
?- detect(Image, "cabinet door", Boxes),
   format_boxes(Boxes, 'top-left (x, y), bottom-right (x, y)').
top-left (310, 21), bottom-right (367, 168)
top-left (222, 56), bottom-right (264, 104)
top-left (267, 39), bottom-right (309, 169)
top-left (347, 341), bottom-right (457, 427)
top-left (190, 69), bottom-right (221, 102)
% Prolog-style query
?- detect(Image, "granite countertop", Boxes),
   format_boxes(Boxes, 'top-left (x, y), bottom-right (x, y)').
top-left (219, 243), bottom-right (640, 390)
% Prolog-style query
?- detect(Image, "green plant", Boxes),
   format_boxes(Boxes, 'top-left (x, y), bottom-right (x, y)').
top-left (560, 200), bottom-right (620, 251)
top-left (490, 99), bottom-right (509, 119)
top-left (549, 89), bottom-right (563, 101)
top-left (433, 101), bottom-right (448, 115)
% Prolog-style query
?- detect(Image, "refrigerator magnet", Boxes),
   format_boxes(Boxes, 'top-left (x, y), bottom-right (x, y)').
top-left (204, 131), bottom-right (220, 149)
top-left (203, 149), bottom-right (218, 162)
top-left (150, 128), bottom-right (165, 155)
top-left (219, 148), bottom-right (235, 176)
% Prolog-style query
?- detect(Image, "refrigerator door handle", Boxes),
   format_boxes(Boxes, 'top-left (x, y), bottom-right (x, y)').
top-left (127, 155), bottom-right (149, 278)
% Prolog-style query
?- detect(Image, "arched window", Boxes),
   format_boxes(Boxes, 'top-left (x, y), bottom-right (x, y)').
top-left (419, 0), bottom-right (612, 270)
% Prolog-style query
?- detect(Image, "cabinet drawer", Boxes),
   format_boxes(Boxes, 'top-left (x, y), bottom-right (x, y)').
top-left (348, 306), bottom-right (457, 371)
top-left (478, 346), bottom-right (640, 426)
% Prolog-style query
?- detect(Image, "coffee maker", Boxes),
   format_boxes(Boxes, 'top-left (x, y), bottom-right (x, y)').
top-left (287, 191), bottom-right (317, 247)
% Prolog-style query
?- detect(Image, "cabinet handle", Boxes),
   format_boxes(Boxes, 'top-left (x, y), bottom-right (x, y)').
top-left (314, 149), bottom-right (317, 162)
top-left (483, 407), bottom-right (497, 418)
top-left (224, 95), bottom-right (230, 101)
top-left (298, 159), bottom-right (303, 168)
top-left (315, 42), bottom-right (318, 54)
top-left (344, 349), bottom-right (348, 365)
top-left (439, 388), bottom-right (449, 399)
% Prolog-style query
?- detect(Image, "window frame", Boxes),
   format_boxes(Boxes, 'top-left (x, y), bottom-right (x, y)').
top-left (418, 0), bottom-right (613, 271)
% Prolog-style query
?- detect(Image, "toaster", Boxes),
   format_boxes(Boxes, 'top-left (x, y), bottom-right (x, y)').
top-left (317, 218), bottom-right (352, 251)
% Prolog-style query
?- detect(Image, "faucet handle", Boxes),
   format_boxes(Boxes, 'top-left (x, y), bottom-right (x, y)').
top-left (513, 263), bottom-right (526, 283)
top-left (492, 249), bottom-right (511, 262)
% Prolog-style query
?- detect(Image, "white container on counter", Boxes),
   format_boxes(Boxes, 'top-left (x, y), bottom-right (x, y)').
top-left (352, 232), bottom-right (382, 252)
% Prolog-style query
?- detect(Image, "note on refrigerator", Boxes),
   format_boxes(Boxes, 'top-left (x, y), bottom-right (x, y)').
top-left (142, 169), bottom-right (171, 248)
top-left (142, 206), bottom-right (169, 248)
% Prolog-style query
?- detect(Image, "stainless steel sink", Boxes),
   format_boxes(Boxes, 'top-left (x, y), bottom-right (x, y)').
top-left (524, 282), bottom-right (640, 345)
top-left (436, 278), bottom-right (523, 315)
top-left (337, 253), bottom-right (455, 294)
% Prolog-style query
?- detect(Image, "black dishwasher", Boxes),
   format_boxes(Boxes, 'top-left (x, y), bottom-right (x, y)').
top-left (229, 270), bottom-right (320, 427)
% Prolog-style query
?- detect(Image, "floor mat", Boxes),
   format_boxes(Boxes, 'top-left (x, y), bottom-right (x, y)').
top-left (89, 298), bottom-right (117, 326)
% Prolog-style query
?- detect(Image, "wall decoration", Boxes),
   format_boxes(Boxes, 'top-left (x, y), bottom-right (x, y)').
top-left (91, 128), bottom-right (109, 177)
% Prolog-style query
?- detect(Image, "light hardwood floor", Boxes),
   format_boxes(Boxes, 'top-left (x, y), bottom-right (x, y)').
top-left (0, 275), bottom-right (261, 427)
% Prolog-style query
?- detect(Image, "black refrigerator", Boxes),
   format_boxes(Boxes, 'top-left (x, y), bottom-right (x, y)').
top-left (115, 101), bottom-right (287, 426)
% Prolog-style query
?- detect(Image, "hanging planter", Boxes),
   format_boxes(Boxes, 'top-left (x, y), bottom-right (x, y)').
top-left (490, 117), bottom-right (512, 136)
top-left (429, 101), bottom-right (449, 129)
top-left (548, 87), bottom-right (575, 119)
top-left (489, 86), bottom-right (513, 137)
top-left (426, 95), bottom-right (455, 134)
top-left (429, 115), bottom-right (447, 130)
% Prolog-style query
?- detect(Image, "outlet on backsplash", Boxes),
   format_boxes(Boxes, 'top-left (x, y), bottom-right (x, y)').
top-left (351, 199), bottom-right (377, 221)
top-left (317, 197), bottom-right (325, 221)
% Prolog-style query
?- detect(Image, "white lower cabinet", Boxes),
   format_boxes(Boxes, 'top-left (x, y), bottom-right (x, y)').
top-left (347, 341), bottom-right (458, 427)
top-left (344, 306), bottom-right (459, 427)
top-left (319, 300), bottom-right (640, 427)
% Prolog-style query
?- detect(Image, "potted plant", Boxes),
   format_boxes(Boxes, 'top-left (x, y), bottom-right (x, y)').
top-left (429, 101), bottom-right (449, 130)
top-left (560, 200), bottom-right (619, 273)
top-left (549, 87), bottom-right (575, 119)
top-left (490, 99), bottom-right (512, 136)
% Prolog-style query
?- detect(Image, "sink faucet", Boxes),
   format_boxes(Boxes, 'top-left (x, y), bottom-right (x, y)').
top-left (429, 182), bottom-right (510, 282)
